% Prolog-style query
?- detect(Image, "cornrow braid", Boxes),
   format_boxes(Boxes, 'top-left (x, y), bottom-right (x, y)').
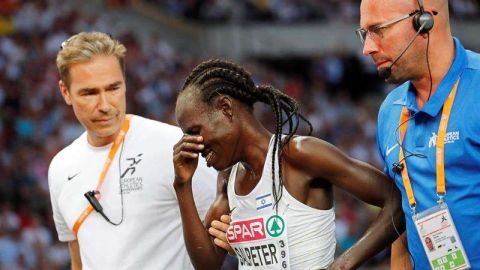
top-left (197, 68), bottom-right (256, 103)
top-left (181, 59), bottom-right (313, 210)
top-left (183, 59), bottom-right (255, 91)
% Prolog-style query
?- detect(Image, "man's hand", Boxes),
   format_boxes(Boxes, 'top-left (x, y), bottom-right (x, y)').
top-left (391, 233), bottom-right (412, 270)
top-left (173, 135), bottom-right (204, 186)
top-left (208, 215), bottom-right (235, 255)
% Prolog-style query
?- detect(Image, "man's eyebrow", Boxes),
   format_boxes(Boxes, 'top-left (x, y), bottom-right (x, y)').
top-left (78, 87), bottom-right (97, 93)
top-left (106, 81), bottom-right (123, 88)
top-left (360, 20), bottom-right (381, 30)
top-left (77, 81), bottom-right (123, 93)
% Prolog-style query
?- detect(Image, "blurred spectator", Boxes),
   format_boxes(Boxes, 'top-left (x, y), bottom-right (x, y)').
top-left (149, 0), bottom-right (479, 24)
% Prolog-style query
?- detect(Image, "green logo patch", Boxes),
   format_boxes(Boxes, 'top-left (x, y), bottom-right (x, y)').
top-left (266, 215), bottom-right (285, 237)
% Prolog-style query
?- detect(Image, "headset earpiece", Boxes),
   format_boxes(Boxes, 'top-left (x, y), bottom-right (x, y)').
top-left (413, 0), bottom-right (434, 33)
top-left (413, 11), bottom-right (434, 33)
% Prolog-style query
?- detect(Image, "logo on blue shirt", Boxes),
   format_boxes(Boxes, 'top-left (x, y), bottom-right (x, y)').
top-left (428, 131), bottom-right (460, 148)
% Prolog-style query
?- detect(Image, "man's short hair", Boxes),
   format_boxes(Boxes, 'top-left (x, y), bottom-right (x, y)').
top-left (56, 32), bottom-right (127, 88)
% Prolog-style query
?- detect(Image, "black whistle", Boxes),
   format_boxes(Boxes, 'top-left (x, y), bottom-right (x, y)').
top-left (84, 190), bottom-right (103, 212)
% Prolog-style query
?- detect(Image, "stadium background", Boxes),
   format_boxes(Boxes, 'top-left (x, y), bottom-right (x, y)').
top-left (0, 0), bottom-right (478, 269)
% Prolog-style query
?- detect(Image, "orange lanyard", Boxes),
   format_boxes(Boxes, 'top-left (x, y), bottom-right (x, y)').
top-left (398, 79), bottom-right (460, 212)
top-left (72, 114), bottom-right (132, 236)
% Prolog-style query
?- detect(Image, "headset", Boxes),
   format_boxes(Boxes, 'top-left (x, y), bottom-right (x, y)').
top-left (387, 0), bottom-right (436, 172)
top-left (378, 0), bottom-right (435, 80)
top-left (386, 2), bottom-right (437, 268)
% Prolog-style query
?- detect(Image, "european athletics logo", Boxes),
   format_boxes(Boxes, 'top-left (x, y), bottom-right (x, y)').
top-left (256, 193), bottom-right (273, 210)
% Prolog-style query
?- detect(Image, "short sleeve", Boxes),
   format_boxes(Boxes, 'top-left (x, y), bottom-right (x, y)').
top-left (48, 159), bottom-right (76, 242)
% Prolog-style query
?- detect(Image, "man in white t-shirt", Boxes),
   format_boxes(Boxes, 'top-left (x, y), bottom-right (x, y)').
top-left (48, 31), bottom-right (216, 270)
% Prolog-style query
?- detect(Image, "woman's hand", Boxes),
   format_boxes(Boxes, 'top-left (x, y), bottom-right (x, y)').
top-left (173, 135), bottom-right (204, 187)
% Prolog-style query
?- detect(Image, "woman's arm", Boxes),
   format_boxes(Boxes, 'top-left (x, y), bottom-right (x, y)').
top-left (286, 137), bottom-right (405, 269)
top-left (173, 135), bottom-right (230, 270)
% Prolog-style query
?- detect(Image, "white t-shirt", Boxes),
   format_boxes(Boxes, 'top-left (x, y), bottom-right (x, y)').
top-left (48, 115), bottom-right (216, 270)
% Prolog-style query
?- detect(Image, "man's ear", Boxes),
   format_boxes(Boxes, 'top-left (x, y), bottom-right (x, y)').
top-left (59, 80), bottom-right (72, 106)
top-left (215, 95), bottom-right (233, 120)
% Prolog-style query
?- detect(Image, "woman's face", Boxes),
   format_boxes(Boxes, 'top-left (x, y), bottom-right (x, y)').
top-left (175, 90), bottom-right (239, 171)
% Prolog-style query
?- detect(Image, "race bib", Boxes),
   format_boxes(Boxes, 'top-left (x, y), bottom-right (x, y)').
top-left (227, 214), bottom-right (290, 269)
top-left (414, 203), bottom-right (470, 270)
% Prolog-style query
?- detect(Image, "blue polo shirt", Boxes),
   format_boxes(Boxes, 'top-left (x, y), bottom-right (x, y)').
top-left (377, 38), bottom-right (480, 269)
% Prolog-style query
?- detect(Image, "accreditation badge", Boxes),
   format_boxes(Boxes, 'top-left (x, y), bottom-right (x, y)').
top-left (414, 203), bottom-right (470, 270)
top-left (227, 214), bottom-right (290, 269)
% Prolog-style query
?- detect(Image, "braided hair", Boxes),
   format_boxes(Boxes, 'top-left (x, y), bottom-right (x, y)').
top-left (181, 59), bottom-right (312, 209)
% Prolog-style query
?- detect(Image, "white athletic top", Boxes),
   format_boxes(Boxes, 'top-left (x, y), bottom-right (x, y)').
top-left (48, 115), bottom-right (216, 270)
top-left (226, 136), bottom-right (336, 270)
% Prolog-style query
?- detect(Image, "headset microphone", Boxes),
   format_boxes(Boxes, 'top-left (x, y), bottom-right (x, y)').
top-left (379, 0), bottom-right (435, 80)
top-left (378, 22), bottom-right (427, 80)
top-left (392, 162), bottom-right (405, 174)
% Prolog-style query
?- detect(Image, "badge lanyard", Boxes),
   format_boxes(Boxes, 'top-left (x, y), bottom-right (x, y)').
top-left (397, 78), bottom-right (460, 214)
top-left (72, 114), bottom-right (132, 236)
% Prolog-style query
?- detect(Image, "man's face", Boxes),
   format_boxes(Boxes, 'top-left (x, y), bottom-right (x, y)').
top-left (360, 0), bottom-right (424, 83)
top-left (425, 237), bottom-right (434, 251)
top-left (59, 55), bottom-right (127, 146)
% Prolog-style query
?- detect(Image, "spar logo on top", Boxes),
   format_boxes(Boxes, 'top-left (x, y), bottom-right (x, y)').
top-left (227, 215), bottom-right (285, 243)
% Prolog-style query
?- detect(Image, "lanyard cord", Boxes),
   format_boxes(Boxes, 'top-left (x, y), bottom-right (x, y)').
top-left (73, 115), bottom-right (132, 235)
top-left (397, 78), bottom-right (460, 212)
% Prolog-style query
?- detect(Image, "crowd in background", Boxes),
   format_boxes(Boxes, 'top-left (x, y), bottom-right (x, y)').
top-left (152, 0), bottom-right (480, 24)
top-left (1, 1), bottom-right (478, 269)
